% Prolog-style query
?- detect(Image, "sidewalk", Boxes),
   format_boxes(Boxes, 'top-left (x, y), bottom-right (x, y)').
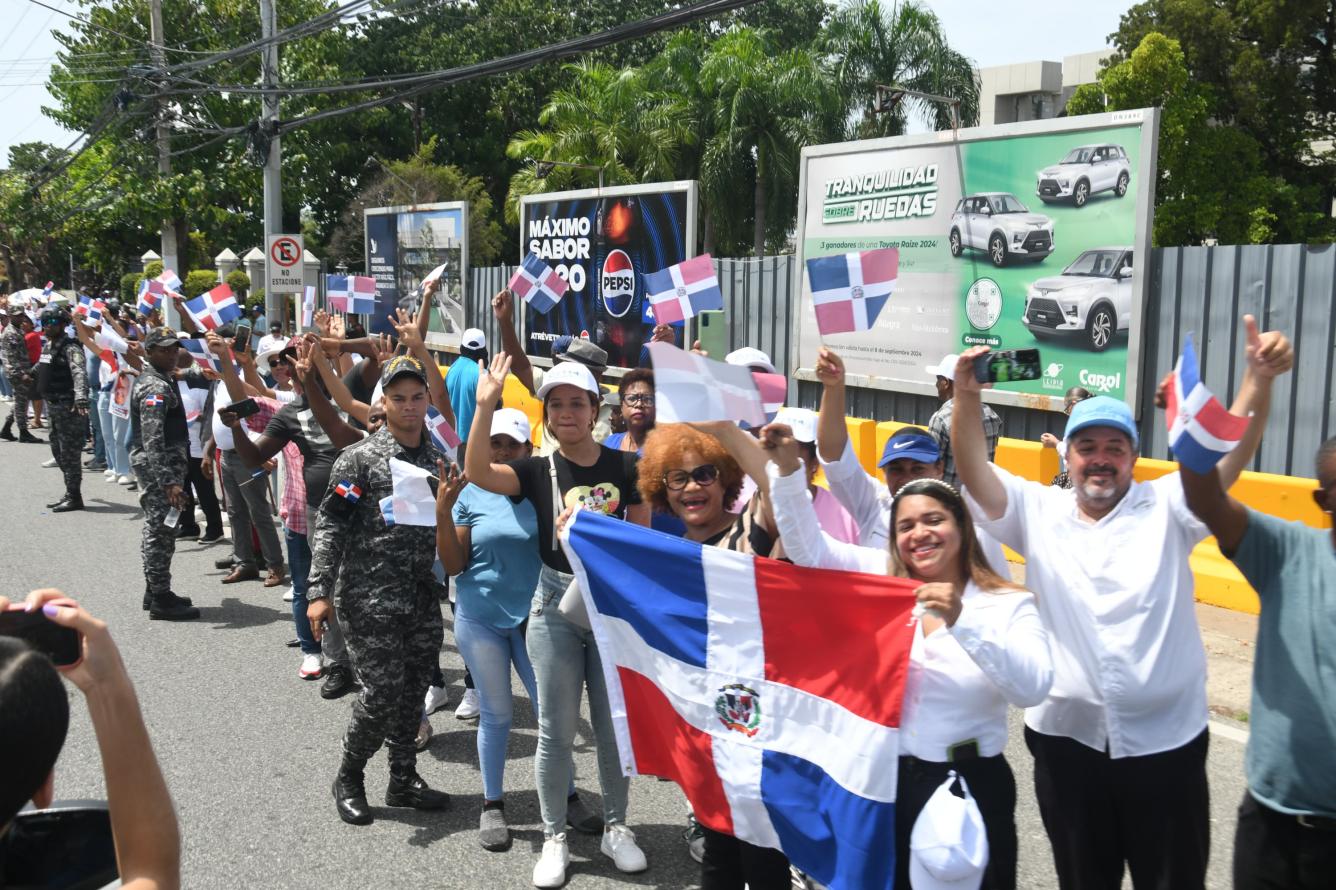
top-left (1198, 602), bottom-right (1256, 725)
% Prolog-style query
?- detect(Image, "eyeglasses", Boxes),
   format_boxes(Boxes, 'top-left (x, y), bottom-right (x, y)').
top-left (623, 393), bottom-right (654, 407)
top-left (664, 464), bottom-right (719, 490)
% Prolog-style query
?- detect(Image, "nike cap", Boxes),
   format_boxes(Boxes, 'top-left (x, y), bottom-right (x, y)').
top-left (878, 430), bottom-right (941, 467)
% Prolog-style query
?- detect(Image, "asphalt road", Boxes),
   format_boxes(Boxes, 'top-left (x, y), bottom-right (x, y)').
top-left (0, 436), bottom-right (1249, 889)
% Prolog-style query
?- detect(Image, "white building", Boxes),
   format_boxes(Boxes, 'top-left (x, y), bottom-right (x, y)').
top-left (977, 49), bottom-right (1112, 127)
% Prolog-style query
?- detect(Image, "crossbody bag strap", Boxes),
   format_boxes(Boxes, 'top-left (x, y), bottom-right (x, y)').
top-left (548, 453), bottom-right (562, 551)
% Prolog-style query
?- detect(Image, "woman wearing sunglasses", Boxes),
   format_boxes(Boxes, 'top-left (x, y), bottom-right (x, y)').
top-left (706, 420), bottom-right (1052, 890)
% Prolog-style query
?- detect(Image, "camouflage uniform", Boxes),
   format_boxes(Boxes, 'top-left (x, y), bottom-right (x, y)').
top-left (1, 315), bottom-right (34, 435)
top-left (38, 330), bottom-right (89, 498)
top-left (130, 352), bottom-right (204, 600)
top-left (309, 425), bottom-right (446, 772)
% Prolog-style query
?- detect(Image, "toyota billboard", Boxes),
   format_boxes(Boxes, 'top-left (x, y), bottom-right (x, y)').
top-left (519, 181), bottom-right (698, 369)
top-left (792, 109), bottom-right (1159, 410)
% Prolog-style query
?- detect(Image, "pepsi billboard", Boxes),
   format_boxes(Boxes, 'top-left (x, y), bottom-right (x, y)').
top-left (519, 181), bottom-right (698, 368)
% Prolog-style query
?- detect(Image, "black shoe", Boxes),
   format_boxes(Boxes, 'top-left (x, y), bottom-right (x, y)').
top-left (83, 459), bottom-right (106, 470)
top-left (51, 495), bottom-right (84, 513)
top-left (333, 756), bottom-right (373, 825)
top-left (198, 530), bottom-right (225, 544)
top-left (285, 638), bottom-right (302, 648)
top-left (214, 556), bottom-right (237, 570)
top-left (0, 428), bottom-right (13, 442)
top-left (143, 591), bottom-right (194, 611)
top-left (320, 664), bottom-right (355, 700)
top-left (149, 593), bottom-right (200, 621)
top-left (18, 432), bottom-right (42, 444)
top-left (385, 770), bottom-right (450, 810)
top-left (175, 524), bottom-right (202, 539)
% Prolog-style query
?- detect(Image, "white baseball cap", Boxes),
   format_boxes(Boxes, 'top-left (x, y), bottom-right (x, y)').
top-left (461, 328), bottom-right (486, 350)
top-left (772, 407), bottom-right (817, 444)
top-left (536, 361), bottom-right (601, 399)
top-left (725, 346), bottom-right (776, 375)
top-left (909, 773), bottom-right (988, 890)
top-left (926, 354), bottom-right (960, 382)
top-left (490, 407), bottom-right (531, 443)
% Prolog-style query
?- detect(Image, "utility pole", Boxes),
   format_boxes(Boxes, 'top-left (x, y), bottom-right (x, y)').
top-left (149, 0), bottom-right (181, 327)
top-left (259, 0), bottom-right (283, 326)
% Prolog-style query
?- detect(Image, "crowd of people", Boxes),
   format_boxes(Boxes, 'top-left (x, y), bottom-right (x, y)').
top-left (2, 278), bottom-right (1333, 890)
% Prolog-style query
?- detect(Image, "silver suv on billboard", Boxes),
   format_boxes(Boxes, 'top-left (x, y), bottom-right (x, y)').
top-left (1022, 247), bottom-right (1133, 352)
top-left (949, 193), bottom-right (1055, 267)
top-left (1035, 144), bottom-right (1131, 207)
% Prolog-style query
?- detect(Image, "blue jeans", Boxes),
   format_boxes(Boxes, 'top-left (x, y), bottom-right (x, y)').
top-left (97, 389), bottom-right (129, 476)
top-left (455, 613), bottom-right (539, 802)
top-left (527, 565), bottom-right (628, 836)
top-left (285, 526), bottom-right (319, 656)
top-left (0, 366), bottom-right (11, 398)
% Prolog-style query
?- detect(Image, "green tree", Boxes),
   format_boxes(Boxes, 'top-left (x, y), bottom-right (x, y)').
top-left (183, 270), bottom-right (218, 299)
top-left (821, 0), bottom-right (980, 139)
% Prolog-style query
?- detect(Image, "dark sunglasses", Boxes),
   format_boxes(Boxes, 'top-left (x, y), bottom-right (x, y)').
top-left (664, 464), bottom-right (719, 491)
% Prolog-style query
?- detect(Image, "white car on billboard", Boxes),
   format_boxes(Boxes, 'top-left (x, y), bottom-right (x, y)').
top-left (948, 193), bottom-right (1055, 267)
top-left (1035, 144), bottom-right (1131, 207)
top-left (1022, 247), bottom-right (1133, 352)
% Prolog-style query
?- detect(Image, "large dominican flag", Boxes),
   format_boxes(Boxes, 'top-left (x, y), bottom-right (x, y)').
top-left (645, 254), bottom-right (723, 325)
top-left (805, 248), bottom-right (898, 337)
top-left (1165, 333), bottom-right (1249, 473)
top-left (508, 252), bottom-right (569, 314)
top-left (563, 512), bottom-right (917, 890)
top-left (183, 284), bottom-right (241, 331)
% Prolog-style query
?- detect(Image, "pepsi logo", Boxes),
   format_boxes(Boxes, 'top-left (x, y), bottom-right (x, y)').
top-left (601, 249), bottom-right (636, 318)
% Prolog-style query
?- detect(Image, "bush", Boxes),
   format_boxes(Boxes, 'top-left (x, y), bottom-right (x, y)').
top-left (120, 272), bottom-right (144, 303)
top-left (183, 270), bottom-right (219, 299)
top-left (248, 288), bottom-right (265, 309)
top-left (143, 260), bottom-right (164, 280)
top-left (225, 270), bottom-right (250, 299)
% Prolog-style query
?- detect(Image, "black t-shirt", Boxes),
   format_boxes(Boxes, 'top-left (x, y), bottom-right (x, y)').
top-left (509, 446), bottom-right (641, 573)
top-left (264, 395), bottom-right (340, 506)
top-left (342, 362), bottom-right (373, 431)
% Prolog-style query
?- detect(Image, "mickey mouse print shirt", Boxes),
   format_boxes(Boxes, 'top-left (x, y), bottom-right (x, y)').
top-left (509, 446), bottom-right (641, 574)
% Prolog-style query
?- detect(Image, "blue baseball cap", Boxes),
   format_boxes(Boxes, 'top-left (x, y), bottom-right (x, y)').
top-left (1064, 396), bottom-right (1139, 448)
top-left (879, 430), bottom-right (941, 467)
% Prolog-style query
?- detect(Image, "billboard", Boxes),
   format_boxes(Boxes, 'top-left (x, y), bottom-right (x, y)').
top-left (519, 181), bottom-right (698, 369)
top-left (364, 201), bottom-right (469, 346)
top-left (793, 109), bottom-right (1159, 411)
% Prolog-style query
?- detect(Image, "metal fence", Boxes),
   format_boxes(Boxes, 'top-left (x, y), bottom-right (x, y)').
top-left (466, 244), bottom-right (1336, 477)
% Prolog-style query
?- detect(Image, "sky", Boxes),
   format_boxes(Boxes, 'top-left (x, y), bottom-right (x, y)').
top-left (0, 0), bottom-right (1135, 165)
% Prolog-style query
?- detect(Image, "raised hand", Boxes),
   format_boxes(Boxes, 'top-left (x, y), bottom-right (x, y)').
top-left (313, 309), bottom-right (331, 337)
top-left (954, 347), bottom-right (990, 394)
top-left (434, 458), bottom-right (467, 513)
top-left (759, 422), bottom-right (803, 475)
top-left (329, 313), bottom-right (346, 340)
top-left (393, 308), bottom-right (422, 350)
top-left (205, 331), bottom-right (230, 358)
top-left (491, 289), bottom-right (514, 325)
top-left (477, 352), bottom-right (511, 405)
top-left (1243, 314), bottom-right (1293, 379)
top-left (815, 347), bottom-right (845, 385)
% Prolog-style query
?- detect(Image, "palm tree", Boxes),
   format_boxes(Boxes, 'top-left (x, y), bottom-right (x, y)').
top-left (822, 0), bottom-right (980, 138)
top-left (699, 28), bottom-right (843, 256)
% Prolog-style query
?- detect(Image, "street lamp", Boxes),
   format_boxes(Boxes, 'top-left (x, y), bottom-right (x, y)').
top-left (530, 158), bottom-right (604, 192)
top-left (873, 84), bottom-right (962, 133)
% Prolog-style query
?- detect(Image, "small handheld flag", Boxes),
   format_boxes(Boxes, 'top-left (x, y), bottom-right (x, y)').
top-left (137, 279), bottom-right (164, 317)
top-left (42, 281), bottom-right (54, 297)
top-left (645, 255), bottom-right (723, 325)
top-left (1165, 333), bottom-right (1250, 474)
top-left (302, 285), bottom-right (316, 328)
top-left (425, 406), bottom-right (461, 461)
top-left (386, 458), bottom-right (438, 527)
top-left (648, 341), bottom-right (769, 427)
top-left (508, 253), bottom-right (569, 314)
top-left (183, 284), bottom-right (241, 331)
top-left (182, 338), bottom-right (222, 373)
top-left (805, 248), bottom-right (899, 336)
top-left (350, 276), bottom-right (377, 315)
top-left (158, 269), bottom-right (183, 293)
top-left (326, 274), bottom-right (350, 313)
top-left (333, 480), bottom-right (362, 504)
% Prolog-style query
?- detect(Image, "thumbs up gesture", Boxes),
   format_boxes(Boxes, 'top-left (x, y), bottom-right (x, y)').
top-left (1242, 314), bottom-right (1293, 379)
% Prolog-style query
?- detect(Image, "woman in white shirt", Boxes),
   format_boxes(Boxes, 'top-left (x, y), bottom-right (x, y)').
top-left (726, 422), bottom-right (1052, 890)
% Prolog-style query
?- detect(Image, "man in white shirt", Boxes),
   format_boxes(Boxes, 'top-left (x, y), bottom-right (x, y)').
top-left (949, 317), bottom-right (1293, 890)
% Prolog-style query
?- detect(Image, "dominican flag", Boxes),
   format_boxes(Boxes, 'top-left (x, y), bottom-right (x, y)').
top-left (805, 248), bottom-right (899, 337)
top-left (137, 279), bottom-right (165, 316)
top-left (508, 253), bottom-right (569, 314)
top-left (425, 406), bottom-right (461, 461)
top-left (302, 285), bottom-right (316, 328)
top-left (158, 269), bottom-right (182, 293)
top-left (181, 338), bottom-right (222, 373)
top-left (326, 274), bottom-right (350, 313)
top-left (42, 281), bottom-right (54, 297)
top-left (645, 255), bottom-right (723, 325)
top-left (379, 495), bottom-right (397, 527)
top-left (1165, 334), bottom-right (1250, 474)
top-left (751, 372), bottom-right (787, 426)
top-left (562, 512), bottom-right (916, 890)
top-left (350, 276), bottom-right (377, 314)
top-left (76, 296), bottom-right (104, 322)
top-left (143, 393), bottom-right (164, 408)
top-left (333, 480), bottom-right (362, 504)
top-left (183, 284), bottom-right (241, 332)
top-left (648, 341), bottom-right (769, 427)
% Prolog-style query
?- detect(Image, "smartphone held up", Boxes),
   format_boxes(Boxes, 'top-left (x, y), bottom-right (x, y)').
top-left (0, 602), bottom-right (82, 667)
top-left (973, 348), bottom-right (1041, 385)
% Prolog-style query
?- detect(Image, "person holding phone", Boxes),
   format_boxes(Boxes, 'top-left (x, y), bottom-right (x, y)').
top-left (0, 590), bottom-right (182, 890)
top-left (925, 352), bottom-right (1002, 490)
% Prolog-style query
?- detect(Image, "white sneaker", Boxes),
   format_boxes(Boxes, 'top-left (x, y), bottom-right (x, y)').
top-left (454, 687), bottom-right (481, 720)
top-left (117, 474), bottom-right (134, 485)
top-left (299, 653), bottom-right (322, 680)
top-left (532, 833), bottom-right (570, 888)
top-left (282, 585), bottom-right (294, 603)
top-left (600, 824), bottom-right (647, 873)
top-left (42, 458), bottom-right (57, 468)
top-left (104, 469), bottom-right (117, 481)
top-left (423, 684), bottom-right (449, 716)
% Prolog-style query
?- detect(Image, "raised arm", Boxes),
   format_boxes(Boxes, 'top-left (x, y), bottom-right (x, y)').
top-left (492, 289), bottom-right (535, 394)
top-left (394, 308), bottom-right (455, 427)
top-left (295, 340), bottom-right (365, 450)
top-left (1215, 315), bottom-right (1293, 488)
top-left (815, 347), bottom-right (849, 463)
top-left (308, 339), bottom-right (370, 426)
top-left (236, 346), bottom-right (277, 399)
top-left (169, 293), bottom-right (197, 336)
top-left (433, 459), bottom-right (472, 575)
top-left (208, 332), bottom-right (248, 405)
top-left (950, 348), bottom-right (1008, 520)
top-left (690, 420), bottom-right (771, 494)
top-left (464, 353), bottom-right (522, 496)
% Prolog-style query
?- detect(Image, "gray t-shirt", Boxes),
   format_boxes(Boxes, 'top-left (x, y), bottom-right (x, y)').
top-left (1228, 509), bottom-right (1336, 816)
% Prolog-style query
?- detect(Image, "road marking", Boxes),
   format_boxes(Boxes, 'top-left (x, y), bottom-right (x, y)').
top-left (1209, 719), bottom-right (1250, 745)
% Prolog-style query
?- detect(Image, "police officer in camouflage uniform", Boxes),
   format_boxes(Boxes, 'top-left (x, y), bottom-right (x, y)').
top-left (130, 327), bottom-right (203, 621)
top-left (35, 307), bottom-right (89, 512)
top-left (307, 355), bottom-right (449, 825)
top-left (0, 304), bottom-right (42, 444)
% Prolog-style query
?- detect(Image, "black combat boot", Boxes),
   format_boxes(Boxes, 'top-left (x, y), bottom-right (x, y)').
top-left (18, 431), bottom-right (42, 444)
top-left (333, 754), bottom-right (373, 825)
top-left (0, 419), bottom-right (13, 441)
top-left (148, 592), bottom-right (200, 621)
top-left (385, 765), bottom-right (450, 810)
top-left (51, 493), bottom-right (84, 513)
top-left (143, 589), bottom-right (193, 611)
